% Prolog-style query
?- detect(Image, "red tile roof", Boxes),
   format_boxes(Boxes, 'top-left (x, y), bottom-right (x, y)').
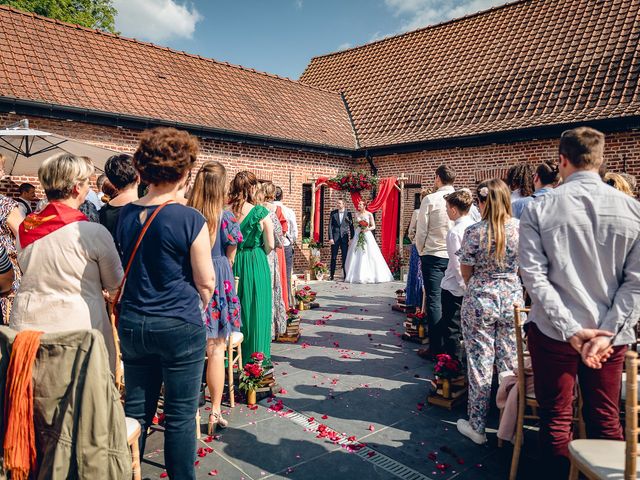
top-left (301, 0), bottom-right (640, 148)
top-left (0, 5), bottom-right (356, 149)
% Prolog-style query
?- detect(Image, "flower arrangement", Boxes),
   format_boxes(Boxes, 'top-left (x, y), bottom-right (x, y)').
top-left (327, 170), bottom-right (378, 192)
top-left (287, 308), bottom-right (300, 323)
top-left (295, 286), bottom-right (317, 303)
top-left (311, 261), bottom-right (328, 276)
top-left (239, 352), bottom-right (266, 393)
top-left (433, 354), bottom-right (462, 380)
top-left (387, 250), bottom-right (403, 280)
top-left (356, 219), bottom-right (368, 251)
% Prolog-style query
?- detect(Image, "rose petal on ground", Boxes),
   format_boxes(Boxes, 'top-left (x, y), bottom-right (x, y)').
top-left (208, 470), bottom-right (218, 476)
top-left (160, 473), bottom-right (168, 478)
top-left (321, 414), bottom-right (328, 419)
top-left (368, 424), bottom-right (375, 431)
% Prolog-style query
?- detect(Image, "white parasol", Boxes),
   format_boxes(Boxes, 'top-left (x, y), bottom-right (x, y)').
top-left (0, 119), bottom-right (118, 176)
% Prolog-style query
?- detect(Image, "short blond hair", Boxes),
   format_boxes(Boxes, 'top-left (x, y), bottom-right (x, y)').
top-left (39, 153), bottom-right (94, 200)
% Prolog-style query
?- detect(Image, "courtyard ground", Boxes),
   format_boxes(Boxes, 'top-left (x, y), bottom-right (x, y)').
top-left (141, 281), bottom-right (541, 479)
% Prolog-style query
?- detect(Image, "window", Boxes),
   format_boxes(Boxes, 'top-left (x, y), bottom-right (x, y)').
top-left (301, 184), bottom-right (325, 242)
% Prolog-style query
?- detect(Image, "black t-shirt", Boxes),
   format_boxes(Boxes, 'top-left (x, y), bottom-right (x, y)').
top-left (99, 203), bottom-right (123, 240)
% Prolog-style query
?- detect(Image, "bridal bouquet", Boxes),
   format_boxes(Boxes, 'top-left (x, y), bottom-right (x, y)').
top-left (356, 219), bottom-right (368, 251)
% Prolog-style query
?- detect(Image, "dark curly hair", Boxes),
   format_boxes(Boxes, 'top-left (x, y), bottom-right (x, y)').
top-left (133, 127), bottom-right (199, 185)
top-left (506, 162), bottom-right (535, 197)
top-left (104, 153), bottom-right (137, 189)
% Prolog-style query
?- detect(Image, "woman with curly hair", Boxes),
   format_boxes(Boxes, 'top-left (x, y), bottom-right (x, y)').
top-left (115, 127), bottom-right (215, 480)
top-left (456, 178), bottom-right (523, 445)
top-left (229, 171), bottom-right (274, 365)
top-left (506, 162), bottom-right (535, 203)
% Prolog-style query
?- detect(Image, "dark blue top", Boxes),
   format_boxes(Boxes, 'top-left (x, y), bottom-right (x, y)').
top-left (115, 203), bottom-right (206, 325)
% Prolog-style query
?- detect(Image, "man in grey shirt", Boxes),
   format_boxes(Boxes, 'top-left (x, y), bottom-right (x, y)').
top-left (520, 126), bottom-right (640, 478)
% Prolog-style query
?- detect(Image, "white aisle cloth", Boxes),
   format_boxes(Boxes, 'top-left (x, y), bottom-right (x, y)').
top-left (344, 212), bottom-right (394, 284)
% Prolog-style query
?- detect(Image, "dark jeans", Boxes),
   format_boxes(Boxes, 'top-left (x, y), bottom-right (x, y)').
top-left (330, 236), bottom-right (349, 278)
top-left (119, 310), bottom-right (206, 480)
top-left (420, 255), bottom-right (448, 353)
top-left (528, 323), bottom-right (626, 479)
top-left (284, 245), bottom-right (294, 300)
top-left (440, 289), bottom-right (462, 358)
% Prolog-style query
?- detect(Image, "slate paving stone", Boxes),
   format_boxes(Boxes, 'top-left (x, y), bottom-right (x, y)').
top-left (141, 280), bottom-right (545, 479)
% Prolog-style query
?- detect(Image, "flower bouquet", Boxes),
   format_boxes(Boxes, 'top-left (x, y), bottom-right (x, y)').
top-left (286, 307), bottom-right (300, 324)
top-left (312, 261), bottom-right (328, 281)
top-left (239, 352), bottom-right (266, 405)
top-left (295, 286), bottom-right (317, 310)
top-left (356, 219), bottom-right (368, 251)
top-left (327, 170), bottom-right (378, 192)
top-left (433, 354), bottom-right (464, 399)
top-left (387, 251), bottom-right (402, 280)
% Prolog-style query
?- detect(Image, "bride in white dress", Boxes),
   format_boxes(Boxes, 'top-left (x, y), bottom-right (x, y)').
top-left (344, 201), bottom-right (394, 284)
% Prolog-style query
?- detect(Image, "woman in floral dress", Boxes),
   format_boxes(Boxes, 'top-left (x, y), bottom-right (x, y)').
top-left (456, 178), bottom-right (523, 445)
top-left (189, 161), bottom-right (242, 434)
top-left (0, 157), bottom-right (24, 323)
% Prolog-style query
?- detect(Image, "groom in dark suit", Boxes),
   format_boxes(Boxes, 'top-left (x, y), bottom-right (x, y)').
top-left (328, 199), bottom-right (354, 280)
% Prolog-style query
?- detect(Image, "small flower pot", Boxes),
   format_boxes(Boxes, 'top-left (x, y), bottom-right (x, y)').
top-left (315, 273), bottom-right (325, 281)
top-left (247, 389), bottom-right (257, 406)
top-left (441, 379), bottom-right (451, 399)
top-left (310, 248), bottom-right (321, 258)
top-left (298, 301), bottom-right (305, 311)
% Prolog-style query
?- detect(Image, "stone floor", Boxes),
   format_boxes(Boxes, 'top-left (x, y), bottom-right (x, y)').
top-left (141, 280), bottom-right (543, 479)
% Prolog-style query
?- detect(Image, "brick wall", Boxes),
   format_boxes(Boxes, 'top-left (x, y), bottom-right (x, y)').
top-left (0, 113), bottom-right (353, 272)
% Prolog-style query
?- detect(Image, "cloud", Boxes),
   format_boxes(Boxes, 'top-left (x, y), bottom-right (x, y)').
top-left (295, 0), bottom-right (303, 9)
top-left (337, 42), bottom-right (353, 51)
top-left (384, 0), bottom-right (508, 32)
top-left (114, 0), bottom-right (202, 43)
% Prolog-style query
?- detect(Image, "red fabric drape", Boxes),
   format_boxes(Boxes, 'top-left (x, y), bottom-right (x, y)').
top-left (313, 176), bottom-right (399, 262)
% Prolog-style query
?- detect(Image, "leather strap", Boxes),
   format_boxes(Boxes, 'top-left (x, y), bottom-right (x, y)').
top-left (112, 200), bottom-right (172, 306)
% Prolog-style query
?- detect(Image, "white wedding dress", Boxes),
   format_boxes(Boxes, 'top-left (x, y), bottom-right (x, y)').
top-left (344, 212), bottom-right (394, 284)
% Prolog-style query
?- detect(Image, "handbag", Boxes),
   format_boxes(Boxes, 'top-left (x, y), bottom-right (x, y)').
top-left (109, 200), bottom-right (172, 391)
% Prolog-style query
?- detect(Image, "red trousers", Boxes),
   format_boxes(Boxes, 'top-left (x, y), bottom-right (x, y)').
top-left (528, 323), bottom-right (626, 477)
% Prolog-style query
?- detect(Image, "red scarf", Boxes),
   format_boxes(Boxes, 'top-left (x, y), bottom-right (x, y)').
top-left (19, 202), bottom-right (87, 249)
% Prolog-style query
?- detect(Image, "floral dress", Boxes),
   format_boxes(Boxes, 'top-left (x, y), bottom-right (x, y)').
top-left (205, 210), bottom-right (243, 339)
top-left (457, 218), bottom-right (523, 434)
top-left (0, 196), bottom-right (20, 323)
top-left (267, 210), bottom-right (287, 338)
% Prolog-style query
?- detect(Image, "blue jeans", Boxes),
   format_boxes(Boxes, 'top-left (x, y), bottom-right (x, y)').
top-left (119, 310), bottom-right (206, 480)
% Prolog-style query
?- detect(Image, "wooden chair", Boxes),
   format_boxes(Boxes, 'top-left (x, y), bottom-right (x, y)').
top-left (501, 305), bottom-right (585, 480)
top-left (126, 418), bottom-right (142, 480)
top-left (568, 350), bottom-right (639, 480)
top-left (226, 331), bottom-right (244, 408)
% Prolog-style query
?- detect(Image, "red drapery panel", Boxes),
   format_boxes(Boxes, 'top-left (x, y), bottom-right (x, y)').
top-left (313, 176), bottom-right (399, 262)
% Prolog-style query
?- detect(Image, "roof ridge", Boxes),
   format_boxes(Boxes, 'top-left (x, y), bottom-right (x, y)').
top-left (0, 4), bottom-right (341, 97)
top-left (306, 0), bottom-right (531, 62)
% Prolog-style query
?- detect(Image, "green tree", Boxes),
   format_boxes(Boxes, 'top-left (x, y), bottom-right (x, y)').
top-left (1, 0), bottom-right (117, 32)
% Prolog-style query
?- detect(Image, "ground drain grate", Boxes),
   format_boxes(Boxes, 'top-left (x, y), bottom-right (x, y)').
top-left (276, 405), bottom-right (433, 480)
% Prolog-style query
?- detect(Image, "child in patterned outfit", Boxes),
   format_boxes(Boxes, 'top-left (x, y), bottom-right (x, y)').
top-left (456, 178), bottom-right (523, 444)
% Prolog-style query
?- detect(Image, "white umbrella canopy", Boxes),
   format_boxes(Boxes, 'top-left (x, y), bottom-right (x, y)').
top-left (0, 120), bottom-right (119, 176)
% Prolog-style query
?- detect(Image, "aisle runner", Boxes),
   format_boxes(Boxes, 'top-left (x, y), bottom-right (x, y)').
top-left (274, 402), bottom-right (433, 480)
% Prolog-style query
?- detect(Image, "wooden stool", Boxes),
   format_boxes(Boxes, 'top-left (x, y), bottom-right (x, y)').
top-left (226, 331), bottom-right (243, 407)
top-left (126, 417), bottom-right (142, 480)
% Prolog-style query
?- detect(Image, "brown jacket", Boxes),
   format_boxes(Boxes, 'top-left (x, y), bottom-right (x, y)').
top-left (0, 327), bottom-right (131, 479)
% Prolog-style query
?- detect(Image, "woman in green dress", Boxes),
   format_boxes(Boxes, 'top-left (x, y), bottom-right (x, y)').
top-left (229, 171), bottom-right (274, 364)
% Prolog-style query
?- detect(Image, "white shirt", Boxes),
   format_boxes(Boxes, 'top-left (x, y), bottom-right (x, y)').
top-left (414, 185), bottom-right (454, 257)
top-left (338, 210), bottom-right (345, 224)
top-left (274, 201), bottom-right (298, 247)
top-left (441, 215), bottom-right (475, 297)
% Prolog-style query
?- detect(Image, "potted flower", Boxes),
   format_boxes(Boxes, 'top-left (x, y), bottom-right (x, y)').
top-left (239, 352), bottom-right (266, 405)
top-left (308, 240), bottom-right (322, 259)
top-left (287, 307), bottom-right (300, 324)
top-left (433, 354), bottom-right (463, 398)
top-left (311, 261), bottom-right (328, 281)
top-left (295, 286), bottom-right (317, 310)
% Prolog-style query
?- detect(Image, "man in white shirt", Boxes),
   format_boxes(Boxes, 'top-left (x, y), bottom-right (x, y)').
top-left (414, 165), bottom-right (456, 357)
top-left (274, 186), bottom-right (298, 300)
top-left (440, 189), bottom-right (475, 358)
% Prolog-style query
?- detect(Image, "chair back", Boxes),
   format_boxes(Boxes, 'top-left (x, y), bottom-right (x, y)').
top-left (625, 350), bottom-right (638, 480)
top-left (513, 305), bottom-right (530, 403)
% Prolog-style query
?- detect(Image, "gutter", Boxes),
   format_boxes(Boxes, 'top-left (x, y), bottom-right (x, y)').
top-left (0, 96), bottom-right (357, 158)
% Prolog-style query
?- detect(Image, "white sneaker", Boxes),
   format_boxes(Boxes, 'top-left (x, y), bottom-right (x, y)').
top-left (457, 419), bottom-right (487, 445)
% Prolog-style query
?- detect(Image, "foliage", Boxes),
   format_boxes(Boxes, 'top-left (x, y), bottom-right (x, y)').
top-left (294, 286), bottom-right (316, 303)
top-left (356, 219), bottom-right (368, 251)
top-left (387, 249), bottom-right (403, 280)
top-left (434, 354), bottom-right (462, 380)
top-left (238, 352), bottom-right (266, 392)
top-left (327, 170), bottom-right (378, 192)
top-left (303, 238), bottom-right (323, 249)
top-left (311, 261), bottom-right (328, 275)
top-left (1, 0), bottom-right (117, 32)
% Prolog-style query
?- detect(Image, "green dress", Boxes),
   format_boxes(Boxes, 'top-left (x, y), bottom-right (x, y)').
top-left (234, 205), bottom-right (273, 365)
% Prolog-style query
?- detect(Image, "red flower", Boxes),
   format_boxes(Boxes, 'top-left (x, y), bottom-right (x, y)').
top-left (251, 352), bottom-right (265, 361)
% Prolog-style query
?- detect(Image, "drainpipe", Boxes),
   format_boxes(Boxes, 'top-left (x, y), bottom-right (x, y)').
top-left (365, 150), bottom-right (378, 176)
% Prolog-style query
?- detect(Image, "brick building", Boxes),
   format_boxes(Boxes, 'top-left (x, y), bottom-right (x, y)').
top-left (0, 0), bottom-right (639, 269)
